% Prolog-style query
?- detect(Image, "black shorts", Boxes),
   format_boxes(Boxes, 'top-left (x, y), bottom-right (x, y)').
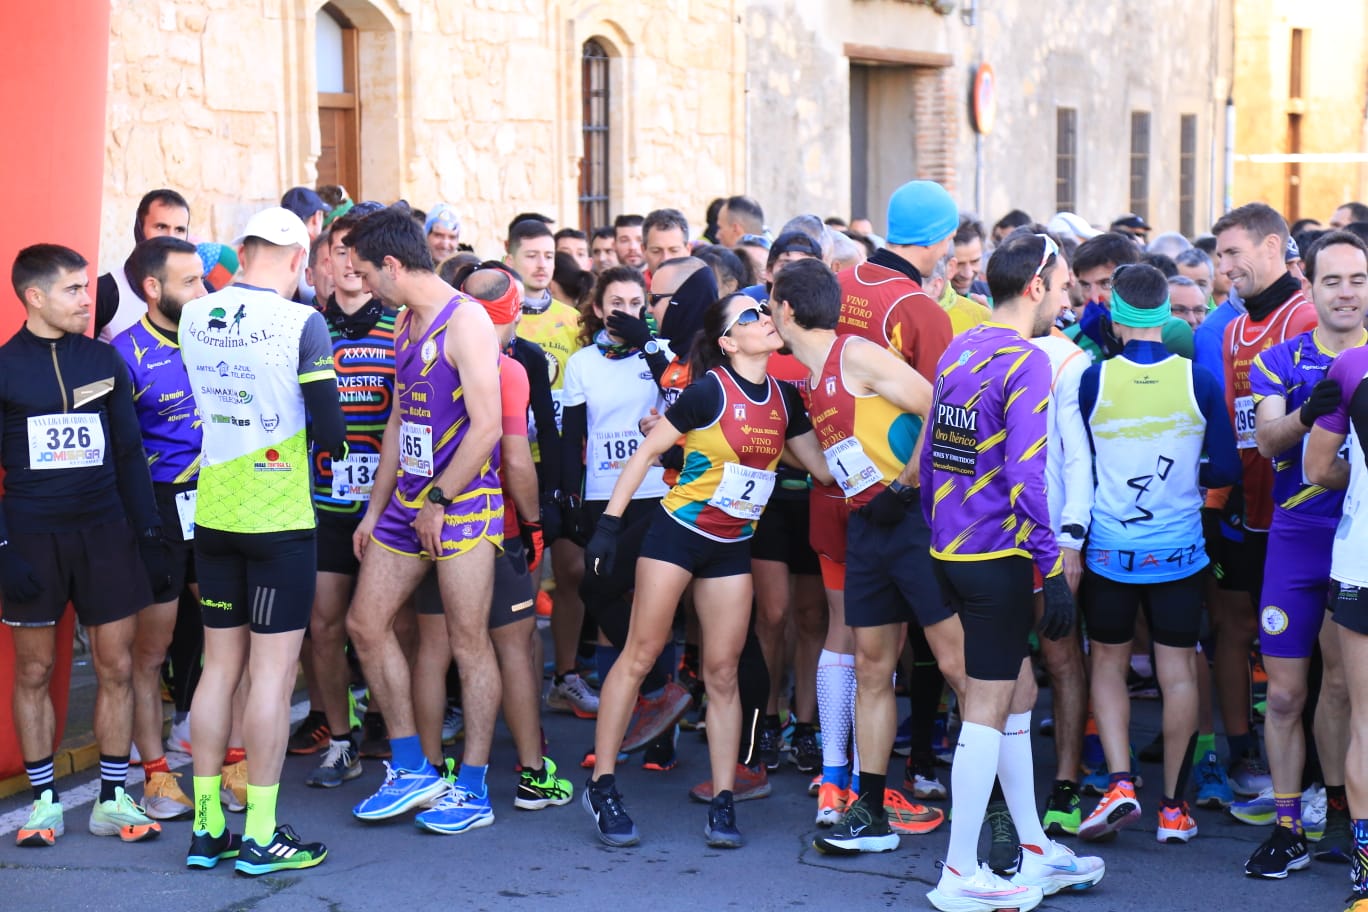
top-left (1215, 530), bottom-right (1268, 596)
top-left (639, 506), bottom-right (751, 579)
top-left (1332, 580), bottom-right (1368, 638)
top-left (196, 527), bottom-right (317, 634)
top-left (1083, 569), bottom-right (1204, 649)
top-left (416, 537), bottom-right (536, 629)
top-left (0, 522), bottom-right (151, 628)
top-left (316, 510), bottom-right (362, 576)
top-left (750, 491), bottom-right (820, 575)
top-left (933, 555), bottom-right (1034, 682)
top-left (844, 500), bottom-right (950, 630)
top-left (155, 483), bottom-right (197, 595)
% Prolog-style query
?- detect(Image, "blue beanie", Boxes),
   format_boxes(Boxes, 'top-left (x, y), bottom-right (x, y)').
top-left (885, 180), bottom-right (959, 247)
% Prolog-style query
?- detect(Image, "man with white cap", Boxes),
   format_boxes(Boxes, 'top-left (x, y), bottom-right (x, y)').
top-left (180, 206), bottom-right (347, 875)
top-left (425, 204), bottom-right (462, 265)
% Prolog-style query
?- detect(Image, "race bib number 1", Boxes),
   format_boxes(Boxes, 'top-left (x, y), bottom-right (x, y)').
top-left (823, 436), bottom-right (881, 498)
top-left (1234, 395), bottom-right (1257, 449)
top-left (332, 453), bottom-right (381, 501)
top-left (400, 421), bottom-right (433, 478)
top-left (707, 463), bottom-right (776, 521)
top-left (27, 413), bottom-right (105, 470)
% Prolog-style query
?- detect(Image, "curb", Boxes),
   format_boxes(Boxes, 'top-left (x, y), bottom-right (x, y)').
top-left (0, 739), bottom-right (100, 800)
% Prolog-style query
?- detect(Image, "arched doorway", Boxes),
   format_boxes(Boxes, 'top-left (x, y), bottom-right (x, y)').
top-left (316, 4), bottom-right (360, 198)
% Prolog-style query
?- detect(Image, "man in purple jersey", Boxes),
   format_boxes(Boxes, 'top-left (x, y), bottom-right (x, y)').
top-left (1244, 230), bottom-right (1368, 877)
top-left (921, 233), bottom-right (1103, 911)
top-left (341, 206), bottom-right (506, 836)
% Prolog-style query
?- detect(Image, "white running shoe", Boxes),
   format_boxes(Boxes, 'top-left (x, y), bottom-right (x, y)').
top-left (1013, 840), bottom-right (1105, 895)
top-left (547, 673), bottom-right (600, 718)
top-left (928, 863), bottom-right (1043, 912)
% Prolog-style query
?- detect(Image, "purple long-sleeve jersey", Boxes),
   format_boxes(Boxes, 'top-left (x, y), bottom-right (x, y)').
top-left (920, 322), bottom-right (1062, 579)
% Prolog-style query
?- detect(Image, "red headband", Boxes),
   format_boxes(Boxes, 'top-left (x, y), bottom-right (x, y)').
top-left (476, 282), bottom-right (520, 325)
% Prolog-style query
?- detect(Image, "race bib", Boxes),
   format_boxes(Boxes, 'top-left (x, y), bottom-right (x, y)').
top-left (331, 452), bottom-right (381, 501)
top-left (707, 463), bottom-right (776, 521)
top-left (1234, 395), bottom-right (1257, 449)
top-left (27, 413), bottom-right (105, 470)
top-left (823, 436), bottom-right (881, 499)
top-left (174, 489), bottom-right (197, 540)
top-left (551, 389), bottom-right (565, 433)
top-left (399, 421), bottom-right (433, 478)
top-left (592, 429), bottom-right (641, 477)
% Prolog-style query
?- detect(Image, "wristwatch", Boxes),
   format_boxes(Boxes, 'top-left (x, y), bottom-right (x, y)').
top-left (427, 486), bottom-right (453, 507)
top-left (643, 338), bottom-right (663, 355)
top-left (1060, 523), bottom-right (1086, 543)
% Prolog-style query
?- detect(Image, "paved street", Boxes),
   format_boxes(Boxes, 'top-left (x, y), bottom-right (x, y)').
top-left (0, 660), bottom-right (1355, 912)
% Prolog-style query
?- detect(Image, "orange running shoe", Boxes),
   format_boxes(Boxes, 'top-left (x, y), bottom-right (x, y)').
top-left (883, 788), bottom-right (945, 835)
top-left (815, 781), bottom-right (849, 826)
top-left (15, 790), bottom-right (63, 847)
top-left (1079, 780), bottom-right (1141, 841)
top-left (535, 590), bottom-right (553, 618)
top-left (1156, 802), bottom-right (1199, 843)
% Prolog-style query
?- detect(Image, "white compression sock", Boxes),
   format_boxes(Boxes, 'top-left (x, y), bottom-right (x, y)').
top-left (945, 721), bottom-right (1004, 875)
top-left (817, 650), bottom-right (855, 771)
top-left (997, 711), bottom-right (1051, 849)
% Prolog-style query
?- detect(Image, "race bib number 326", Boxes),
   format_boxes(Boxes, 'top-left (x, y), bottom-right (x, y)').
top-left (27, 413), bottom-right (105, 470)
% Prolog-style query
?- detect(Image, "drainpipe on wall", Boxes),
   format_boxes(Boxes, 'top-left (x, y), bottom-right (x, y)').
top-left (1225, 97), bottom-right (1236, 214)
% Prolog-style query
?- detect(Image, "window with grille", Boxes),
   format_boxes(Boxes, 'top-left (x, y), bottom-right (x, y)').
top-left (1179, 114), bottom-right (1197, 237)
top-left (1130, 111), bottom-right (1151, 221)
top-left (1056, 108), bottom-right (1077, 213)
top-left (579, 40), bottom-right (610, 231)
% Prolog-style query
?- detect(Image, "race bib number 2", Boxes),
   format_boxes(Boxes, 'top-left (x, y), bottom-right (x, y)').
top-left (707, 463), bottom-right (776, 521)
top-left (27, 413), bottom-right (105, 470)
top-left (400, 421), bottom-right (433, 478)
top-left (1234, 395), bottom-right (1257, 449)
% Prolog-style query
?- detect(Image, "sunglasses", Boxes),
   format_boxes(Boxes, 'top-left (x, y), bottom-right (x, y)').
top-left (722, 301), bottom-right (771, 336)
top-left (648, 292), bottom-right (674, 307)
top-left (1031, 233), bottom-right (1060, 282)
top-left (739, 234), bottom-right (772, 249)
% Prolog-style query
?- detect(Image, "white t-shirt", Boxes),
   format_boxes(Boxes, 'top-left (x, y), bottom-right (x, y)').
top-left (1032, 332), bottom-right (1093, 549)
top-left (562, 344), bottom-right (668, 502)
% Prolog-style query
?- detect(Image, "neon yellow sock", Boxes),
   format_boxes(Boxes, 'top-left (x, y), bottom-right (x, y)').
top-left (192, 775), bottom-right (225, 837)
top-left (1193, 733), bottom-right (1216, 764)
top-left (244, 783), bottom-right (279, 845)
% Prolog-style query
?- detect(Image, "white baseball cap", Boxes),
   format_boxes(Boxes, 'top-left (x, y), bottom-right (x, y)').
top-left (234, 206), bottom-right (311, 250)
top-left (1047, 211), bottom-right (1103, 242)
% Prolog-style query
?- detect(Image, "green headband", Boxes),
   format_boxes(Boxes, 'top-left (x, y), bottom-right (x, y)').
top-left (1110, 289), bottom-right (1171, 328)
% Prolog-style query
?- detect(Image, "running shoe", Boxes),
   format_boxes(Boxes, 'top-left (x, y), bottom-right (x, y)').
top-left (1156, 802), bottom-right (1199, 843)
top-left (986, 800), bottom-right (1019, 873)
top-left (1013, 839), bottom-right (1106, 894)
top-left (15, 789), bottom-right (63, 847)
top-left (582, 776), bottom-right (639, 847)
top-left (705, 792), bottom-right (743, 848)
top-left (1347, 890), bottom-right (1368, 912)
top-left (892, 715), bottom-right (913, 757)
top-left (306, 739), bottom-right (362, 788)
top-left (1036, 715), bottom-right (1054, 737)
top-left (622, 682), bottom-right (691, 752)
top-left (1079, 781), bottom-right (1141, 842)
top-left (928, 863), bottom-right (1044, 912)
top-left (547, 673), bottom-right (600, 719)
top-left (220, 759), bottom-right (248, 812)
top-left (884, 788), bottom-right (945, 835)
top-left (1081, 732), bottom-right (1105, 775)
top-left (689, 763), bottom-right (771, 803)
top-left (791, 727), bottom-right (821, 774)
top-left (358, 713), bottom-right (391, 759)
top-left (1229, 752), bottom-right (1273, 798)
top-left (641, 726), bottom-right (679, 772)
top-left (1081, 750), bottom-right (1143, 795)
top-left (143, 770), bottom-right (193, 820)
top-left (906, 756), bottom-right (948, 801)
top-left (812, 793), bottom-right (900, 855)
top-left (286, 710), bottom-right (331, 755)
top-left (757, 722), bottom-right (782, 771)
top-left (809, 774), bottom-right (823, 796)
top-left (1305, 787), bottom-right (1328, 841)
top-left (1230, 787), bottom-right (1276, 826)
top-left (1043, 780), bottom-right (1082, 837)
top-left (579, 747), bottom-right (629, 769)
top-left (515, 757), bottom-right (573, 810)
top-left (234, 824), bottom-right (326, 875)
top-left (415, 783), bottom-right (495, 834)
top-left (1245, 825), bottom-right (1310, 878)
top-left (1193, 750), bottom-right (1234, 809)
top-left (88, 787), bottom-right (162, 841)
top-left (165, 716), bottom-right (192, 755)
top-left (931, 718), bottom-right (955, 766)
top-left (186, 828), bottom-right (241, 869)
top-left (441, 705), bottom-right (464, 743)
top-left (815, 781), bottom-right (851, 826)
top-left (1317, 798), bottom-right (1352, 862)
top-left (352, 761), bottom-right (446, 820)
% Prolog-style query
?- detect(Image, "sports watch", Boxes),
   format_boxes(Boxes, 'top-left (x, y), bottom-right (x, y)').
top-left (427, 486), bottom-right (453, 507)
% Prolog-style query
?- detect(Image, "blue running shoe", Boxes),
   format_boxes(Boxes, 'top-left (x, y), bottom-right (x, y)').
top-left (352, 762), bottom-right (446, 820)
top-left (1082, 733), bottom-right (1105, 775)
top-left (1080, 748), bottom-right (1143, 796)
top-left (1229, 787), bottom-right (1275, 826)
top-left (414, 784), bottom-right (494, 834)
top-left (1193, 750), bottom-right (1234, 809)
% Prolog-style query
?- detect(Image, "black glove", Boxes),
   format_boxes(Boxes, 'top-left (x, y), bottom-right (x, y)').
top-left (606, 310), bottom-right (654, 350)
top-left (859, 482), bottom-right (917, 527)
top-left (0, 540), bottom-right (43, 604)
top-left (659, 445), bottom-right (685, 472)
top-left (584, 515), bottom-right (622, 577)
top-left (1039, 574), bottom-right (1076, 640)
top-left (1299, 379), bottom-right (1342, 427)
top-left (539, 493), bottom-right (563, 543)
top-left (138, 528), bottom-right (176, 603)
top-left (559, 492), bottom-right (590, 546)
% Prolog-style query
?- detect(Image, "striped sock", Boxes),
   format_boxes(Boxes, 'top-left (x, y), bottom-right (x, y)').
top-left (25, 756), bottom-right (55, 802)
top-left (1353, 818), bottom-right (1368, 892)
top-left (99, 754), bottom-right (129, 803)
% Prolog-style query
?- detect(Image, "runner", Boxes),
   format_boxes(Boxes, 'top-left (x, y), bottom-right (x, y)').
top-left (922, 233), bottom-right (1105, 909)
top-left (5, 243), bottom-right (170, 849)
top-left (1075, 264), bottom-right (1240, 846)
top-left (300, 203), bottom-right (397, 789)
top-left (581, 292), bottom-right (829, 848)
top-left (1243, 230), bottom-right (1367, 876)
top-left (179, 206), bottom-right (345, 874)
top-left (95, 188), bottom-right (192, 341)
top-left (111, 236), bottom-right (208, 821)
top-left (344, 206), bottom-right (505, 835)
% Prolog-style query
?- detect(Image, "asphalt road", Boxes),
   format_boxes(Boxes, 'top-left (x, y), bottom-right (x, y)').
top-left (0, 672), bottom-right (1355, 912)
